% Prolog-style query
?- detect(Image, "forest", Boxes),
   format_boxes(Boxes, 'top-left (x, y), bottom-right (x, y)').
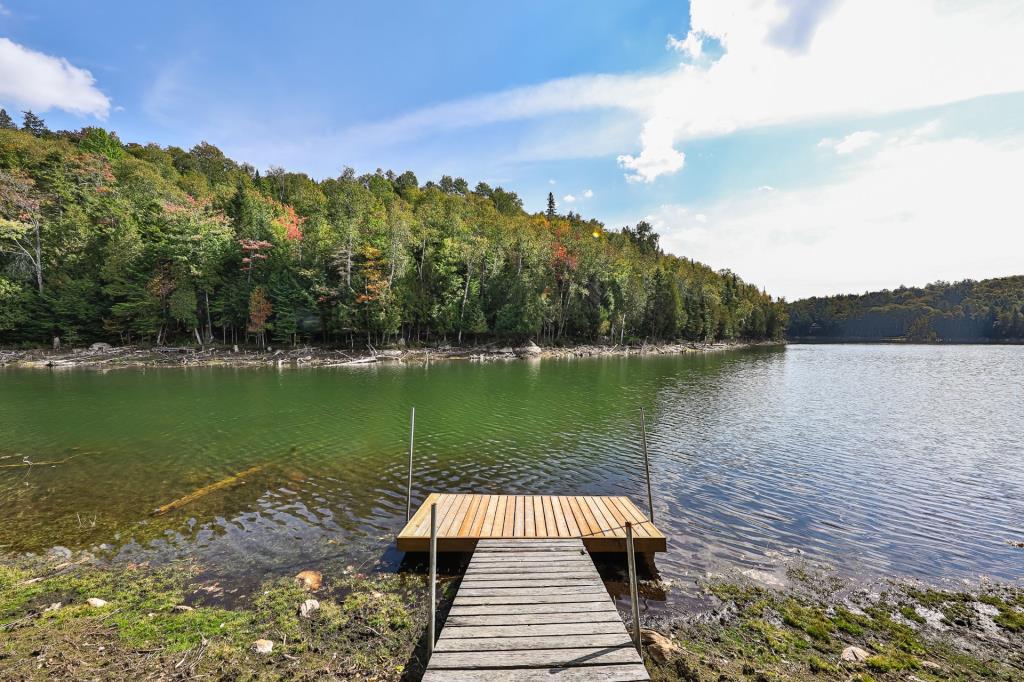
top-left (0, 111), bottom-right (787, 348)
top-left (787, 276), bottom-right (1024, 342)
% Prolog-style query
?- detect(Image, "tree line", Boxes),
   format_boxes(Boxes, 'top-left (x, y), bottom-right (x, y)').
top-left (0, 111), bottom-right (787, 348)
top-left (787, 276), bottom-right (1024, 342)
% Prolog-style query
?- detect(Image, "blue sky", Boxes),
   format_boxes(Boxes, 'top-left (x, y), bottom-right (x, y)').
top-left (2, 0), bottom-right (1023, 299)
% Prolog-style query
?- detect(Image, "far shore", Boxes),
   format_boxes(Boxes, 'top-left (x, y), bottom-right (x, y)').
top-left (0, 339), bottom-right (783, 370)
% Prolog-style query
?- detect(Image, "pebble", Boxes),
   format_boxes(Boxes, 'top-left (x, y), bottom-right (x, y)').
top-left (86, 598), bottom-right (108, 608)
top-left (253, 639), bottom-right (274, 654)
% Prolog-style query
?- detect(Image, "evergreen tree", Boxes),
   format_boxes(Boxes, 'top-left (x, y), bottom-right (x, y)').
top-left (0, 108), bottom-right (16, 130)
top-left (546, 192), bottom-right (556, 219)
top-left (21, 111), bottom-right (48, 137)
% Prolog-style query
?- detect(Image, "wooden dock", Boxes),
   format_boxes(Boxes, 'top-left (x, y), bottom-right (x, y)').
top-left (422, 538), bottom-right (651, 681)
top-left (398, 494), bottom-right (666, 554)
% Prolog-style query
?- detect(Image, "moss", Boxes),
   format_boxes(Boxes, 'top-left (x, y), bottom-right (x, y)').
top-left (746, 618), bottom-right (809, 655)
top-left (865, 650), bottom-right (920, 673)
top-left (780, 598), bottom-right (833, 642)
top-left (900, 605), bottom-right (926, 624)
top-left (807, 654), bottom-right (839, 674)
top-left (864, 604), bottom-right (925, 655)
top-left (832, 607), bottom-right (870, 636)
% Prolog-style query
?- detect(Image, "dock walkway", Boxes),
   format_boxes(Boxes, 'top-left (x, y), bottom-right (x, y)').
top-left (422, 538), bottom-right (650, 681)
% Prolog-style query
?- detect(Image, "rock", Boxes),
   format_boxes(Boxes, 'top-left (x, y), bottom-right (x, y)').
top-left (379, 349), bottom-right (402, 358)
top-left (86, 598), bottom-right (108, 608)
top-left (498, 347), bottom-right (514, 354)
top-left (47, 546), bottom-right (72, 561)
top-left (89, 342), bottom-right (112, 351)
top-left (171, 605), bottom-right (194, 613)
top-left (295, 570), bottom-right (323, 591)
top-left (921, 661), bottom-right (944, 673)
top-left (517, 340), bottom-right (542, 356)
top-left (44, 602), bottom-right (62, 613)
top-left (841, 645), bottom-right (870, 663)
top-left (253, 639), bottom-right (274, 654)
top-left (299, 599), bottom-right (320, 618)
top-left (640, 628), bottom-right (680, 663)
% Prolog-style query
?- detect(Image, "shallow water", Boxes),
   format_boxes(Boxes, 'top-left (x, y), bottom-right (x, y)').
top-left (1, 345), bottom-right (1022, 608)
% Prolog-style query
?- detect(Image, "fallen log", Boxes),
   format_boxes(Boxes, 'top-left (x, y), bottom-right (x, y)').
top-left (151, 465), bottom-right (265, 516)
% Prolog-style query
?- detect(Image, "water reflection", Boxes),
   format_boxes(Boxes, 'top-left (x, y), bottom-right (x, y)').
top-left (1, 345), bottom-right (1022, 613)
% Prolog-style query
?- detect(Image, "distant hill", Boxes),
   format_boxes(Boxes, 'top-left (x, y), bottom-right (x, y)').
top-left (787, 276), bottom-right (1024, 342)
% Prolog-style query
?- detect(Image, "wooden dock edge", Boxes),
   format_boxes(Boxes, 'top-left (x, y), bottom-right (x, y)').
top-left (397, 536), bottom-right (667, 554)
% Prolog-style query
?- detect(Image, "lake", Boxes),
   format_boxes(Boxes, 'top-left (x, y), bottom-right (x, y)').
top-left (1, 344), bottom-right (1022, 610)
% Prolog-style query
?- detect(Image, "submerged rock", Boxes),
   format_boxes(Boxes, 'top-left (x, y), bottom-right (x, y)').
top-left (295, 570), bottom-right (323, 591)
top-left (641, 628), bottom-right (680, 663)
top-left (253, 639), bottom-right (274, 654)
top-left (841, 645), bottom-right (870, 662)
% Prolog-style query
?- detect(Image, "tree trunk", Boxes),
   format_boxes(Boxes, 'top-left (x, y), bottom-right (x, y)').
top-left (33, 221), bottom-right (42, 294)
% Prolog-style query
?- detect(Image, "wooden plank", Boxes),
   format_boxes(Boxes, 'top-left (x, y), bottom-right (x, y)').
top-left (559, 496), bottom-right (582, 536)
top-left (584, 496), bottom-right (615, 538)
top-left (428, 646), bottom-right (641, 669)
top-left (462, 578), bottom-right (601, 589)
top-left (541, 496), bottom-right (557, 536)
top-left (448, 602), bottom-right (619, 616)
top-left (609, 497), bottom-right (650, 538)
top-left (458, 494), bottom-right (484, 537)
top-left (524, 493), bottom-right (540, 536)
top-left (604, 497), bottom-right (645, 538)
top-left (445, 612), bottom-right (626, 626)
top-left (440, 621), bottom-right (627, 637)
top-left (422, 664), bottom-right (651, 682)
top-left (440, 494), bottom-right (473, 536)
top-left (592, 497), bottom-right (629, 537)
top-left (458, 585), bottom-right (611, 597)
top-left (477, 539), bottom-right (582, 547)
top-left (517, 495), bottom-right (529, 537)
top-left (466, 571), bottom-right (600, 581)
top-left (501, 495), bottom-right (515, 537)
top-left (573, 496), bottom-right (602, 538)
top-left (402, 492), bottom-right (438, 537)
top-left (550, 496), bottom-right (571, 536)
top-left (435, 633), bottom-right (634, 652)
top-left (491, 495), bottom-right (508, 537)
top-left (480, 495), bottom-right (500, 536)
top-left (454, 594), bottom-right (613, 606)
top-left (532, 496), bottom-right (547, 536)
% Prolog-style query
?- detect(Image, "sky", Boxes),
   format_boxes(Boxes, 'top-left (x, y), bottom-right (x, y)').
top-left (1, 0), bottom-right (1023, 300)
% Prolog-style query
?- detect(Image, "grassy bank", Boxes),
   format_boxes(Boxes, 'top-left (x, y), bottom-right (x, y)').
top-left (2, 553), bottom-right (1021, 680)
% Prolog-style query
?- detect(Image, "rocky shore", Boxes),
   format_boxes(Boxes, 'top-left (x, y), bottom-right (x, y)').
top-left (1, 551), bottom-right (1020, 681)
top-left (0, 339), bottom-right (778, 370)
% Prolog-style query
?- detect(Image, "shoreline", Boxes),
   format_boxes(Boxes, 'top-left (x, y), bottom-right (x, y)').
top-left (0, 339), bottom-right (782, 370)
top-left (1, 551), bottom-right (1020, 680)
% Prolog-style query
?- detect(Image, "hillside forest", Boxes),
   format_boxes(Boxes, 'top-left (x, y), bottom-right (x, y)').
top-left (0, 111), bottom-right (787, 349)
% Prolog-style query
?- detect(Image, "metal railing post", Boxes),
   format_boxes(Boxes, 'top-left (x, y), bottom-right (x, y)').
top-left (640, 407), bottom-right (654, 524)
top-left (625, 521), bottom-right (642, 654)
top-left (429, 501), bottom-right (437, 657)
top-left (406, 406), bottom-right (416, 521)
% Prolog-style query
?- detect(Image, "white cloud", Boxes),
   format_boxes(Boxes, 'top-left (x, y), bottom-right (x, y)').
top-left (0, 38), bottom-right (110, 118)
top-left (563, 194), bottom-right (576, 203)
top-left (341, 0), bottom-right (1024, 183)
top-left (695, 213), bottom-right (707, 223)
top-left (0, 4), bottom-right (11, 17)
top-left (648, 134), bottom-right (1024, 299)
top-left (819, 130), bottom-right (881, 154)
top-left (583, 189), bottom-right (594, 198)
top-left (548, 179), bottom-right (556, 185)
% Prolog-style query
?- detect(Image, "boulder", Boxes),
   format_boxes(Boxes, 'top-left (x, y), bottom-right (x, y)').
top-left (640, 628), bottom-right (680, 663)
top-left (295, 570), bottom-right (323, 591)
top-left (89, 342), bottom-right (112, 352)
top-left (86, 598), bottom-right (109, 608)
top-left (518, 340), bottom-right (542, 356)
top-left (172, 605), bottom-right (194, 613)
top-left (253, 639), bottom-right (274, 654)
top-left (841, 646), bottom-right (870, 663)
top-left (44, 602), bottom-right (62, 613)
top-left (299, 599), bottom-right (320, 618)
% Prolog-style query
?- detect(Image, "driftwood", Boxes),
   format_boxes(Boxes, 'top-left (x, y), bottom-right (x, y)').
top-left (151, 465), bottom-right (265, 516)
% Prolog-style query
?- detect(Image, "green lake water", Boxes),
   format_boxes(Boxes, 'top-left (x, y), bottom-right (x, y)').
top-left (1, 345), bottom-right (1022, 608)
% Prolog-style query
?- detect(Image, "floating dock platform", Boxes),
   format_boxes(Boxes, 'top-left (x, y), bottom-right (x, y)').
top-left (398, 493), bottom-right (666, 554)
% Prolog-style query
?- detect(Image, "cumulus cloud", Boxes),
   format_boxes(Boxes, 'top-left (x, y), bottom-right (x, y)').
top-left (819, 130), bottom-right (881, 154)
top-left (0, 38), bottom-right (110, 118)
top-left (562, 194), bottom-right (576, 203)
top-left (342, 0), bottom-right (1024, 184)
top-left (583, 189), bottom-right (594, 198)
top-left (648, 133), bottom-right (1024, 299)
